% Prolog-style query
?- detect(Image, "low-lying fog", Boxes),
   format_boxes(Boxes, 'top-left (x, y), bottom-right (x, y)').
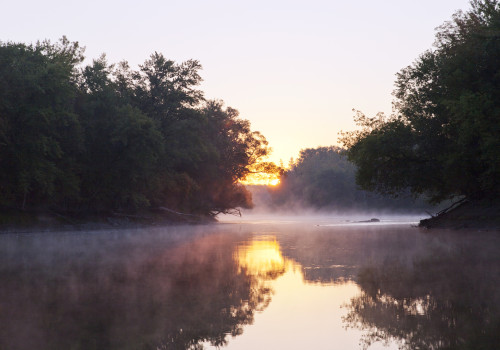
top-left (217, 209), bottom-right (427, 226)
top-left (224, 184), bottom-right (435, 225)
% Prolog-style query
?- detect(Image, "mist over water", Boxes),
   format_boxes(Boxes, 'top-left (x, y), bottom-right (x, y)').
top-left (218, 206), bottom-right (427, 226)
top-left (1, 218), bottom-right (499, 349)
top-left (236, 184), bottom-right (435, 226)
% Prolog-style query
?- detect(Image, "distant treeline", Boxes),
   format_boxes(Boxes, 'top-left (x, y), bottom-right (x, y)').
top-left (0, 38), bottom-right (275, 217)
top-left (268, 146), bottom-right (434, 212)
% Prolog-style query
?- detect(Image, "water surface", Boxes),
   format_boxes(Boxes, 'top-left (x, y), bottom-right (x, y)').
top-left (1, 218), bottom-right (498, 349)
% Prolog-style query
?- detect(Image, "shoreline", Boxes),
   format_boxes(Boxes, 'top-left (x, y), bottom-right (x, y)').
top-left (419, 199), bottom-right (500, 231)
top-left (2, 201), bottom-right (499, 233)
top-left (0, 209), bottom-right (215, 234)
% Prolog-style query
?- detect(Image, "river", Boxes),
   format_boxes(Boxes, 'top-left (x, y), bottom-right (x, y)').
top-left (1, 216), bottom-right (499, 349)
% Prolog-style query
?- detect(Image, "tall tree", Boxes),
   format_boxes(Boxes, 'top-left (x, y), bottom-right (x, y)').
top-left (193, 100), bottom-right (275, 215)
top-left (0, 38), bottom-right (278, 218)
top-left (341, 0), bottom-right (500, 203)
top-left (268, 146), bottom-right (429, 211)
top-left (134, 52), bottom-right (203, 124)
top-left (76, 55), bottom-right (165, 212)
top-left (0, 38), bottom-right (84, 210)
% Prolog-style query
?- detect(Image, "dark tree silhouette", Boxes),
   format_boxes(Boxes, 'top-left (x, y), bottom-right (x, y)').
top-left (0, 38), bottom-right (278, 218)
top-left (340, 0), bottom-right (500, 204)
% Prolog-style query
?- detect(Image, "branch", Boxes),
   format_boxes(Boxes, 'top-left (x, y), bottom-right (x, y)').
top-left (434, 197), bottom-right (468, 217)
top-left (158, 206), bottom-right (200, 217)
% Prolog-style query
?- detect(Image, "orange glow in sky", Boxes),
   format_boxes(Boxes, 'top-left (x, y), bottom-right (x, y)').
top-left (240, 172), bottom-right (281, 186)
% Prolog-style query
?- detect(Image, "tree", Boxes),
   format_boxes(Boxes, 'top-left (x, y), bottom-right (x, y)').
top-left (188, 100), bottom-right (276, 215)
top-left (268, 146), bottom-right (430, 211)
top-left (0, 38), bottom-right (84, 210)
top-left (0, 38), bottom-right (279, 218)
top-left (340, 0), bottom-right (500, 203)
top-left (134, 52), bottom-right (204, 125)
top-left (76, 55), bottom-right (167, 212)
top-left (272, 147), bottom-right (357, 208)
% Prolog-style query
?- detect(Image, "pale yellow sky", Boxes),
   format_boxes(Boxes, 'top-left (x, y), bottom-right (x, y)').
top-left (2, 0), bottom-right (472, 164)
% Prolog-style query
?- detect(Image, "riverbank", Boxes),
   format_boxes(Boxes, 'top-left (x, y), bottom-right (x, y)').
top-left (419, 199), bottom-right (500, 230)
top-left (0, 208), bottom-right (215, 233)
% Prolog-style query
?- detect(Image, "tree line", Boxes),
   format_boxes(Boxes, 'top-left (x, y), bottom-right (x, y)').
top-left (2, 0), bottom-right (497, 220)
top-left (340, 0), bottom-right (500, 206)
top-left (267, 146), bottom-right (433, 212)
top-left (269, 1), bottom-right (499, 214)
top-left (0, 37), bottom-right (276, 217)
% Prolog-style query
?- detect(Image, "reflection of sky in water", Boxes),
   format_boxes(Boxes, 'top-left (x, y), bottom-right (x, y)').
top-left (234, 236), bottom-right (286, 277)
top-left (213, 233), bottom-right (400, 350)
top-left (218, 213), bottom-right (425, 226)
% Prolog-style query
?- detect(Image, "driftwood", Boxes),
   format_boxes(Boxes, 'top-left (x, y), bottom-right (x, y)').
top-left (434, 197), bottom-right (469, 217)
top-left (210, 208), bottom-right (242, 217)
top-left (158, 207), bottom-right (200, 218)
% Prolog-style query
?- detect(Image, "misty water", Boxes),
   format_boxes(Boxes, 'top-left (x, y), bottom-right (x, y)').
top-left (1, 216), bottom-right (499, 350)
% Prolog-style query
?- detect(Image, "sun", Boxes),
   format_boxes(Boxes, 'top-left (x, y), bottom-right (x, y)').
top-left (240, 173), bottom-right (281, 186)
top-left (269, 178), bottom-right (280, 186)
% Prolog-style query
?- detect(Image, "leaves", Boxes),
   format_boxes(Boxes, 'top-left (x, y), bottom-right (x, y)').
top-left (269, 146), bottom-right (429, 210)
top-left (341, 0), bottom-right (500, 203)
top-left (0, 39), bottom-right (276, 216)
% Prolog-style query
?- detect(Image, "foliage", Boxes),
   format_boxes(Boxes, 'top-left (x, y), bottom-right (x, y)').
top-left (269, 146), bottom-right (431, 211)
top-left (340, 0), bottom-right (500, 203)
top-left (0, 39), bottom-right (275, 216)
top-left (0, 37), bottom-right (84, 209)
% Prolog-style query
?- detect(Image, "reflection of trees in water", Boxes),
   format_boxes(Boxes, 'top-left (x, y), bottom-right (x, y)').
top-left (344, 233), bottom-right (500, 350)
top-left (277, 226), bottom-right (428, 285)
top-left (0, 230), bottom-right (277, 350)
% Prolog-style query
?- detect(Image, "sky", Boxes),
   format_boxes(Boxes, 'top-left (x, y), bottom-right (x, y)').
top-left (2, 0), bottom-right (472, 164)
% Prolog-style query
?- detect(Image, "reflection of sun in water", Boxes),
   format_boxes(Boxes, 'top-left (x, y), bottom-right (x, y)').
top-left (224, 236), bottom-right (375, 350)
top-left (235, 236), bottom-right (286, 277)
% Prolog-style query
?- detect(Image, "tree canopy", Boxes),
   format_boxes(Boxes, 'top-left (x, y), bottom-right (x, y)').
top-left (0, 37), bottom-right (277, 217)
top-left (340, 0), bottom-right (500, 203)
top-left (268, 146), bottom-right (432, 211)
